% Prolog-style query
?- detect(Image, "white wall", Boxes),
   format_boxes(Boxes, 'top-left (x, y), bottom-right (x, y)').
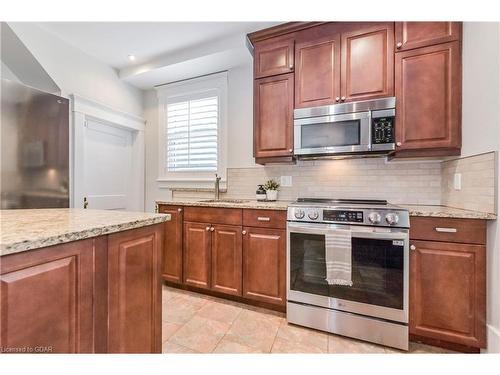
top-left (7, 23), bottom-right (143, 116)
top-left (143, 64), bottom-right (256, 212)
top-left (462, 22), bottom-right (500, 353)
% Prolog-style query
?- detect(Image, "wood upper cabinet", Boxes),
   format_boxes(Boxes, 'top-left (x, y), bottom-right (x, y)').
top-left (159, 205), bottom-right (183, 284)
top-left (254, 34), bottom-right (295, 78)
top-left (295, 30), bottom-right (341, 108)
top-left (395, 41), bottom-right (461, 154)
top-left (341, 23), bottom-right (394, 102)
top-left (211, 224), bottom-right (242, 296)
top-left (242, 226), bottom-right (286, 306)
top-left (410, 240), bottom-right (486, 348)
top-left (0, 239), bottom-right (95, 353)
top-left (395, 22), bottom-right (461, 51)
top-left (107, 225), bottom-right (163, 353)
top-left (183, 221), bottom-right (212, 289)
top-left (254, 73), bottom-right (294, 158)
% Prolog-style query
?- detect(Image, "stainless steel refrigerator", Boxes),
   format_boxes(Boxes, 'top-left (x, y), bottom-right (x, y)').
top-left (1, 78), bottom-right (70, 209)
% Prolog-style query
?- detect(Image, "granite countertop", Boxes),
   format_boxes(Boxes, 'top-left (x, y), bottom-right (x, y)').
top-left (402, 205), bottom-right (496, 220)
top-left (0, 209), bottom-right (171, 257)
top-left (157, 199), bottom-right (496, 220)
top-left (156, 199), bottom-right (291, 211)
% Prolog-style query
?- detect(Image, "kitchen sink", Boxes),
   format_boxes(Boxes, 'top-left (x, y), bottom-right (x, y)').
top-left (199, 199), bottom-right (250, 204)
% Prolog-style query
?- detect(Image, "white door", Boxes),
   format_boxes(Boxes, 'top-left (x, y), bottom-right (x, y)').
top-left (82, 118), bottom-right (133, 210)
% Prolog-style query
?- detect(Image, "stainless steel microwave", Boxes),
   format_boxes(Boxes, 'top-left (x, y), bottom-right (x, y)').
top-left (293, 97), bottom-right (396, 157)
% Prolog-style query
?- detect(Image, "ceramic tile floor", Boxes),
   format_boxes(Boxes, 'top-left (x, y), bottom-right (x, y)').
top-left (161, 285), bottom-right (455, 354)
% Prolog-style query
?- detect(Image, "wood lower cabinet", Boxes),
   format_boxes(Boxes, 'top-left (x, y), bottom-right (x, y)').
top-left (395, 22), bottom-right (461, 51)
top-left (409, 217), bottom-right (487, 350)
top-left (295, 28), bottom-right (341, 108)
top-left (0, 224), bottom-right (163, 353)
top-left (211, 224), bottom-right (242, 296)
top-left (159, 205), bottom-right (183, 283)
top-left (410, 240), bottom-right (486, 348)
top-left (254, 73), bottom-right (294, 159)
top-left (254, 34), bottom-right (295, 78)
top-left (341, 23), bottom-right (394, 102)
top-left (395, 41), bottom-right (461, 155)
top-left (0, 239), bottom-right (96, 353)
top-left (243, 226), bottom-right (286, 306)
top-left (107, 225), bottom-right (163, 353)
top-left (183, 221), bottom-right (212, 289)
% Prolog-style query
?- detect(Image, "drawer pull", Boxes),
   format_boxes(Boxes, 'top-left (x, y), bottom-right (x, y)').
top-left (435, 227), bottom-right (457, 233)
top-left (257, 217), bottom-right (271, 222)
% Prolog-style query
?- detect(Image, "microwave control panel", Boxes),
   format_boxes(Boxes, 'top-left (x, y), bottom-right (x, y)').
top-left (323, 210), bottom-right (364, 223)
top-left (372, 117), bottom-right (394, 144)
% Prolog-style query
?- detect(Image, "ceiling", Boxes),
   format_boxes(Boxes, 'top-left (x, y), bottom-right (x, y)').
top-left (37, 22), bottom-right (278, 70)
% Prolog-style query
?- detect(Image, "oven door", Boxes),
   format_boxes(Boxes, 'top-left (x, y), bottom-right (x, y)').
top-left (287, 221), bottom-right (409, 323)
top-left (294, 111), bottom-right (371, 155)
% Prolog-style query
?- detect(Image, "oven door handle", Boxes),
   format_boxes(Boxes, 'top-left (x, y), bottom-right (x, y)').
top-left (351, 231), bottom-right (408, 241)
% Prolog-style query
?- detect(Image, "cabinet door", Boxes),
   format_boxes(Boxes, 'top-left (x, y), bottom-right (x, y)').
top-left (107, 225), bottom-right (163, 353)
top-left (254, 34), bottom-right (295, 78)
top-left (242, 227), bottom-right (286, 306)
top-left (183, 221), bottom-right (212, 289)
top-left (0, 239), bottom-right (95, 353)
top-left (254, 73), bottom-right (294, 158)
top-left (395, 22), bottom-right (461, 51)
top-left (211, 224), bottom-right (242, 296)
top-left (395, 41), bottom-right (461, 153)
top-left (295, 32), bottom-right (341, 108)
top-left (410, 240), bottom-right (486, 348)
top-left (159, 205), bottom-right (183, 283)
top-left (341, 23), bottom-right (394, 102)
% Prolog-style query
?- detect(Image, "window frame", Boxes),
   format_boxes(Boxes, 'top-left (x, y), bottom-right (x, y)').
top-left (156, 72), bottom-right (228, 185)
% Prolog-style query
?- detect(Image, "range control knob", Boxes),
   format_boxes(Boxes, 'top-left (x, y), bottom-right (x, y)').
top-left (385, 213), bottom-right (399, 225)
top-left (308, 210), bottom-right (319, 220)
top-left (294, 209), bottom-right (305, 219)
top-left (368, 212), bottom-right (382, 224)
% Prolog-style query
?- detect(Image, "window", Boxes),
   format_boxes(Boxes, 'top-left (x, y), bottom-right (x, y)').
top-left (157, 72), bottom-right (227, 184)
top-left (166, 96), bottom-right (218, 171)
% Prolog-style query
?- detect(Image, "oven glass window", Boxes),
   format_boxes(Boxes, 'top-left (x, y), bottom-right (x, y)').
top-left (289, 233), bottom-right (404, 309)
top-left (301, 120), bottom-right (360, 149)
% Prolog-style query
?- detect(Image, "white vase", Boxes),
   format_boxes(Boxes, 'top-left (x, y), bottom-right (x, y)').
top-left (266, 190), bottom-right (278, 201)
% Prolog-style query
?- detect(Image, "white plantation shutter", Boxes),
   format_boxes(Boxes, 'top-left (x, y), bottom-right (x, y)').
top-left (166, 96), bottom-right (218, 171)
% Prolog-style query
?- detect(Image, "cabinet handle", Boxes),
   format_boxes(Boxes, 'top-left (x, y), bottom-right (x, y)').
top-left (288, 149), bottom-right (293, 153)
top-left (341, 96), bottom-right (346, 101)
top-left (435, 227), bottom-right (457, 233)
top-left (396, 142), bottom-right (402, 147)
top-left (289, 63), bottom-right (293, 69)
top-left (206, 226), bottom-right (210, 231)
top-left (210, 227), bottom-right (215, 231)
top-left (178, 208), bottom-right (182, 212)
top-left (396, 42), bottom-right (403, 49)
top-left (257, 217), bottom-right (271, 222)
top-left (410, 245), bottom-right (416, 251)
top-left (335, 97), bottom-right (340, 102)
top-left (242, 230), bottom-right (247, 235)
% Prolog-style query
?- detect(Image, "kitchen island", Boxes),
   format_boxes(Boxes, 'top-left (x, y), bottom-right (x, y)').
top-left (0, 209), bottom-right (171, 354)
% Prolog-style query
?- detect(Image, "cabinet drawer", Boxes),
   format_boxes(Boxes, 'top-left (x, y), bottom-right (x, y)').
top-left (243, 209), bottom-right (286, 229)
top-left (184, 206), bottom-right (242, 225)
top-left (410, 217), bottom-right (486, 245)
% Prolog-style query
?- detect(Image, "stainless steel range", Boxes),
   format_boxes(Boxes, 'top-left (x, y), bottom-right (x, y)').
top-left (286, 198), bottom-right (410, 350)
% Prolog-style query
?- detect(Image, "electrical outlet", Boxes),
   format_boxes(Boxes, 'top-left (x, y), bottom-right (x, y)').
top-left (454, 173), bottom-right (462, 190)
top-left (280, 176), bottom-right (292, 187)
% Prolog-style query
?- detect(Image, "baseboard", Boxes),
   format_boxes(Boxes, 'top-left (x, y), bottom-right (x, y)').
top-left (484, 324), bottom-right (500, 353)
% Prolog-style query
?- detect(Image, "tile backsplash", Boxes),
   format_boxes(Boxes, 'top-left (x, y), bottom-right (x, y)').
top-left (441, 152), bottom-right (496, 214)
top-left (170, 153), bottom-right (497, 214)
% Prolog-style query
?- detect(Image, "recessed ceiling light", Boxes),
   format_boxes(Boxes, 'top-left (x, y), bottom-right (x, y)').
top-left (128, 54), bottom-right (136, 62)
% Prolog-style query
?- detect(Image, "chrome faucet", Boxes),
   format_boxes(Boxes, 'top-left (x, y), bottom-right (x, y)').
top-left (214, 174), bottom-right (221, 200)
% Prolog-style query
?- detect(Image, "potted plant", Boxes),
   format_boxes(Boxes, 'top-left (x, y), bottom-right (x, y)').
top-left (263, 179), bottom-right (280, 201)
